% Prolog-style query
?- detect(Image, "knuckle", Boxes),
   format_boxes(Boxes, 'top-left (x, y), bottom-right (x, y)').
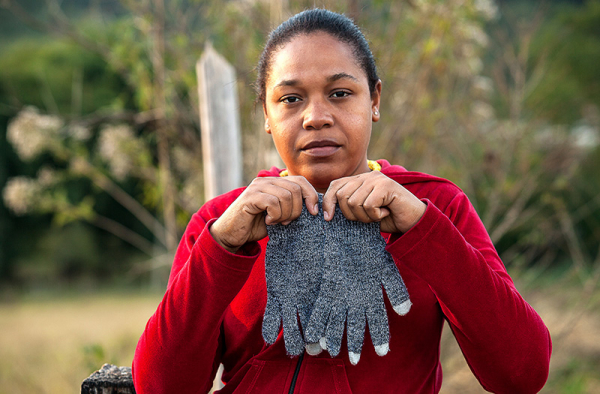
top-left (290, 182), bottom-right (303, 195)
top-left (263, 194), bottom-right (278, 206)
top-left (290, 175), bottom-right (308, 185)
top-left (251, 177), bottom-right (267, 186)
top-left (335, 188), bottom-right (347, 199)
top-left (281, 187), bottom-right (293, 200)
top-left (246, 179), bottom-right (261, 191)
top-left (329, 178), bottom-right (343, 189)
top-left (362, 201), bottom-right (375, 211)
top-left (347, 195), bottom-right (361, 207)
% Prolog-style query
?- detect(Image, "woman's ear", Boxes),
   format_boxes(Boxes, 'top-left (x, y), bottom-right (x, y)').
top-left (263, 103), bottom-right (272, 134)
top-left (371, 79), bottom-right (382, 123)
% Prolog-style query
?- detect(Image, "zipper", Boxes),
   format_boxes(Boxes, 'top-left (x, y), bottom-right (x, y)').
top-left (288, 352), bottom-right (305, 394)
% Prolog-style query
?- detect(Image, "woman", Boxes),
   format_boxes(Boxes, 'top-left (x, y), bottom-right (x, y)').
top-left (133, 9), bottom-right (551, 393)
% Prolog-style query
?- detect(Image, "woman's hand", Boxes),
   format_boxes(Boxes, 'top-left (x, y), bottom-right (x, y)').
top-left (322, 171), bottom-right (426, 234)
top-left (210, 176), bottom-right (320, 253)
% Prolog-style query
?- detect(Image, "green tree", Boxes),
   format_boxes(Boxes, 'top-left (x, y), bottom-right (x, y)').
top-left (526, 0), bottom-right (600, 125)
top-left (1, 0), bottom-right (599, 288)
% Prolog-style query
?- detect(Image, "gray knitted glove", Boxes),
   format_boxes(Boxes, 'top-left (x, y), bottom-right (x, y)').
top-left (304, 205), bottom-right (411, 365)
top-left (263, 197), bottom-right (325, 356)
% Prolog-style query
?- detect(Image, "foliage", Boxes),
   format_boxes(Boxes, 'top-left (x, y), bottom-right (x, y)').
top-left (561, 145), bottom-right (600, 267)
top-left (0, 0), bottom-right (216, 286)
top-left (525, 0), bottom-right (600, 125)
top-left (0, 0), bottom-right (599, 288)
top-left (482, 0), bottom-right (600, 270)
top-left (3, 106), bottom-right (169, 254)
top-left (0, 38), bottom-right (127, 115)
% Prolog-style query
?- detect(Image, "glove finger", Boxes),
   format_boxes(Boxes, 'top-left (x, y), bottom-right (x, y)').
top-left (304, 297), bottom-right (330, 344)
top-left (380, 260), bottom-right (411, 315)
top-left (324, 304), bottom-right (346, 357)
top-left (262, 295), bottom-right (282, 345)
top-left (305, 342), bottom-right (323, 356)
top-left (346, 307), bottom-right (366, 365)
top-left (366, 301), bottom-right (390, 356)
top-left (282, 304), bottom-right (304, 356)
top-left (297, 301), bottom-right (313, 334)
top-left (300, 299), bottom-right (324, 356)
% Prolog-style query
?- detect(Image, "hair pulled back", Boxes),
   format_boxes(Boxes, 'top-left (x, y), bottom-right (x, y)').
top-left (256, 9), bottom-right (379, 104)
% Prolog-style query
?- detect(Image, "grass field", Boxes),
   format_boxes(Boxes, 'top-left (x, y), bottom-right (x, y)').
top-left (0, 291), bottom-right (162, 394)
top-left (1, 273), bottom-right (599, 393)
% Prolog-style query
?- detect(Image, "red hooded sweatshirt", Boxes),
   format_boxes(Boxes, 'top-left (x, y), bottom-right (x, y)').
top-left (133, 160), bottom-right (551, 393)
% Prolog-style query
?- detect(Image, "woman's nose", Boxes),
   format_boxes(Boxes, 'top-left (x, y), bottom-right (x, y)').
top-left (302, 99), bottom-right (333, 130)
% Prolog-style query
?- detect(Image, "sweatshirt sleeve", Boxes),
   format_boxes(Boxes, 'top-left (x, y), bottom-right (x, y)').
top-left (386, 192), bottom-right (552, 394)
top-left (132, 213), bottom-right (261, 394)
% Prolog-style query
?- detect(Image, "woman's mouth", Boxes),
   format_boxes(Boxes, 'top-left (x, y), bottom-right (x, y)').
top-left (301, 140), bottom-right (341, 157)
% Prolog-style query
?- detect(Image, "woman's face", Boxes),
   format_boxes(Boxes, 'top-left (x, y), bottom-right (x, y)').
top-left (263, 31), bottom-right (381, 192)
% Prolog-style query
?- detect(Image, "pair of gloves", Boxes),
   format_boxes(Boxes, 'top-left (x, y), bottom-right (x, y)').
top-left (263, 196), bottom-right (412, 365)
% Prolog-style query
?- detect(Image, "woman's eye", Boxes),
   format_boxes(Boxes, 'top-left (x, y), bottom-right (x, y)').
top-left (331, 91), bottom-right (350, 98)
top-left (281, 96), bottom-right (301, 104)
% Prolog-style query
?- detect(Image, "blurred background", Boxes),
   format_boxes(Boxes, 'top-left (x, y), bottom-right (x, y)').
top-left (0, 0), bottom-right (598, 392)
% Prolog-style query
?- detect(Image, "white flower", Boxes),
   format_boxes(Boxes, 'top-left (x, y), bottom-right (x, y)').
top-left (474, 0), bottom-right (499, 20)
top-left (98, 124), bottom-right (144, 180)
top-left (472, 76), bottom-right (494, 97)
top-left (2, 177), bottom-right (41, 215)
top-left (7, 107), bottom-right (63, 160)
top-left (461, 23), bottom-right (489, 47)
top-left (37, 167), bottom-right (57, 186)
top-left (472, 101), bottom-right (495, 120)
top-left (69, 156), bottom-right (91, 175)
top-left (413, 0), bottom-right (431, 12)
top-left (68, 124), bottom-right (91, 141)
top-left (467, 57), bottom-right (484, 75)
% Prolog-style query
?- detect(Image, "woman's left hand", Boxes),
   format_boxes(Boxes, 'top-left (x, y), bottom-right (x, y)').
top-left (322, 171), bottom-right (427, 234)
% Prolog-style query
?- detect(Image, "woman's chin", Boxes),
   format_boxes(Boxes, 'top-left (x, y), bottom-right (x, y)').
top-left (304, 172), bottom-right (341, 193)
top-left (290, 163), bottom-right (366, 192)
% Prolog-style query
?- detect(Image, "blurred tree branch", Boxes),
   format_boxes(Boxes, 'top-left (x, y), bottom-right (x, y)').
top-left (1, 0), bottom-right (120, 72)
top-left (1, 0), bottom-right (599, 284)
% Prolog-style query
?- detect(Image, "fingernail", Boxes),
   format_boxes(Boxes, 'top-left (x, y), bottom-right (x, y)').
top-left (323, 211), bottom-right (330, 220)
top-left (313, 204), bottom-right (319, 214)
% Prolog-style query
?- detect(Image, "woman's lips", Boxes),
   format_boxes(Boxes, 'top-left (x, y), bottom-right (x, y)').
top-left (301, 140), bottom-right (341, 157)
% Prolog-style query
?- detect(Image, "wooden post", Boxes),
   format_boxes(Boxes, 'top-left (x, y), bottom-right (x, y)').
top-left (196, 42), bottom-right (243, 201)
top-left (81, 364), bottom-right (135, 394)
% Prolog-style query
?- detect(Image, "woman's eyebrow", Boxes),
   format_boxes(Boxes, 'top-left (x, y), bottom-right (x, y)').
top-left (273, 79), bottom-right (299, 89)
top-left (273, 73), bottom-right (359, 90)
top-left (328, 72), bottom-right (359, 83)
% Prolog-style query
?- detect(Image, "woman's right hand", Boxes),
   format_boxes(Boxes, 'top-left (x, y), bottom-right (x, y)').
top-left (209, 176), bottom-right (320, 253)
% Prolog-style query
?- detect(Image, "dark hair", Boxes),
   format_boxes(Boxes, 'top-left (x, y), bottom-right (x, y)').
top-left (256, 9), bottom-right (379, 104)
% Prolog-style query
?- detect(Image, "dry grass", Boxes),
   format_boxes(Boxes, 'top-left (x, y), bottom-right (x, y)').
top-left (0, 292), bottom-right (162, 394)
top-left (1, 278), bottom-right (599, 394)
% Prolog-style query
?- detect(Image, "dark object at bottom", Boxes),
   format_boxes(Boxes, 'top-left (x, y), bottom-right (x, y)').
top-left (81, 364), bottom-right (135, 394)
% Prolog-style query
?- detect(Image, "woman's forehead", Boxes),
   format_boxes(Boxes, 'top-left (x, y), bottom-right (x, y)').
top-left (267, 32), bottom-right (366, 87)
